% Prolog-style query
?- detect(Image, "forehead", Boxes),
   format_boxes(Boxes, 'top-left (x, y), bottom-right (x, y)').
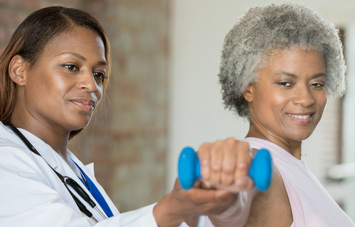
top-left (40, 26), bottom-right (106, 60)
top-left (260, 47), bottom-right (326, 72)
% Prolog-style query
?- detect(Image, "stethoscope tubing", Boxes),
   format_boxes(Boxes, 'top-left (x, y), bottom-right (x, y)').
top-left (7, 123), bottom-right (107, 220)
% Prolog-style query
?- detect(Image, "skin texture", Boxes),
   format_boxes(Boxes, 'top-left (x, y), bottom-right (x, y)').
top-left (245, 48), bottom-right (327, 158)
top-left (154, 138), bottom-right (254, 227)
top-left (243, 47), bottom-right (327, 226)
top-left (218, 4), bottom-right (345, 118)
top-left (9, 26), bottom-right (107, 163)
top-left (8, 24), bottom-right (325, 227)
top-left (155, 48), bottom-right (327, 226)
top-left (8, 25), bottom-right (253, 226)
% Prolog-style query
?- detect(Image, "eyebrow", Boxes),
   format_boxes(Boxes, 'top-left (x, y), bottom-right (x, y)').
top-left (275, 71), bottom-right (326, 79)
top-left (59, 51), bottom-right (107, 66)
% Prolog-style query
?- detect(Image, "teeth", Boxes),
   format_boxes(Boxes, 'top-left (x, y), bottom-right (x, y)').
top-left (288, 114), bottom-right (311, 119)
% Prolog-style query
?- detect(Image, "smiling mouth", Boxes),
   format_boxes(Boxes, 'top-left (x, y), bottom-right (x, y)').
top-left (287, 113), bottom-right (314, 124)
top-left (287, 114), bottom-right (311, 119)
top-left (71, 99), bottom-right (96, 112)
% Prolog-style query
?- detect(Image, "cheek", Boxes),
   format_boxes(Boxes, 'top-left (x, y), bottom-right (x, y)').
top-left (255, 89), bottom-right (288, 110)
top-left (316, 93), bottom-right (327, 113)
top-left (26, 71), bottom-right (52, 96)
top-left (271, 92), bottom-right (289, 107)
top-left (251, 90), bottom-right (289, 125)
top-left (50, 73), bottom-right (78, 96)
top-left (54, 79), bottom-right (70, 95)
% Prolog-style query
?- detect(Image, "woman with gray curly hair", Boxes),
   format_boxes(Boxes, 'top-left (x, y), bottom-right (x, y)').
top-left (209, 3), bottom-right (355, 227)
top-left (219, 4), bottom-right (345, 118)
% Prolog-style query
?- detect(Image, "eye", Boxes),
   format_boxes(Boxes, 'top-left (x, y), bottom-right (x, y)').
top-left (63, 64), bottom-right (79, 71)
top-left (311, 82), bottom-right (325, 88)
top-left (278, 81), bottom-right (293, 87)
top-left (93, 72), bottom-right (107, 84)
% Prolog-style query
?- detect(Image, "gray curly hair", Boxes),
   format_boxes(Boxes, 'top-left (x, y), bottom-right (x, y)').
top-left (218, 3), bottom-right (346, 118)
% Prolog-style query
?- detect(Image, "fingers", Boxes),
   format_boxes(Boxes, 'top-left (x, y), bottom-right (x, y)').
top-left (194, 189), bottom-right (236, 206)
top-left (221, 139), bottom-right (239, 185)
top-left (185, 188), bottom-right (238, 215)
top-left (234, 141), bottom-right (252, 186)
top-left (172, 178), bottom-right (236, 214)
top-left (172, 139), bottom-right (256, 220)
top-left (198, 140), bottom-right (226, 185)
top-left (198, 142), bottom-right (212, 181)
top-left (197, 138), bottom-right (253, 190)
top-left (209, 140), bottom-right (224, 185)
top-left (178, 185), bottom-right (236, 208)
top-left (172, 177), bottom-right (241, 218)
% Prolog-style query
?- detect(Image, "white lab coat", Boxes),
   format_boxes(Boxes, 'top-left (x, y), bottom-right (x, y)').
top-left (0, 122), bottom-right (173, 226)
top-left (1, 121), bottom-right (252, 226)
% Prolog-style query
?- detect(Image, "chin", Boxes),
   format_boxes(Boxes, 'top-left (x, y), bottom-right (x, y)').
top-left (68, 119), bottom-right (90, 131)
top-left (290, 132), bottom-right (313, 141)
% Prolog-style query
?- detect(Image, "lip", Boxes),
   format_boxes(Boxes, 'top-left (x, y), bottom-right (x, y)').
top-left (70, 99), bottom-right (96, 112)
top-left (286, 112), bottom-right (314, 125)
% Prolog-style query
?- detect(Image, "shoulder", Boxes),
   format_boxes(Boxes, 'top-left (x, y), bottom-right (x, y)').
top-left (246, 166), bottom-right (293, 226)
top-left (0, 122), bottom-right (52, 173)
top-left (0, 144), bottom-right (48, 181)
top-left (0, 134), bottom-right (34, 163)
top-left (0, 122), bottom-right (27, 151)
top-left (0, 129), bottom-right (48, 180)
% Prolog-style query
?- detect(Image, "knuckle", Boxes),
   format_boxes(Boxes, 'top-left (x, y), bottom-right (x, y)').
top-left (223, 160), bottom-right (235, 173)
top-left (199, 142), bottom-right (211, 151)
top-left (226, 137), bottom-right (238, 149)
top-left (211, 162), bottom-right (222, 171)
top-left (222, 174), bottom-right (233, 185)
top-left (226, 137), bottom-right (237, 143)
top-left (213, 140), bottom-right (224, 149)
top-left (237, 162), bottom-right (249, 172)
top-left (239, 141), bottom-right (250, 150)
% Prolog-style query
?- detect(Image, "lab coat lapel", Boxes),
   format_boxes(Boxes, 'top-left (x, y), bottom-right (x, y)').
top-left (69, 153), bottom-right (119, 216)
top-left (52, 153), bottom-right (108, 222)
top-left (15, 129), bottom-right (106, 222)
top-left (83, 163), bottom-right (119, 215)
top-left (2, 124), bottom-right (111, 221)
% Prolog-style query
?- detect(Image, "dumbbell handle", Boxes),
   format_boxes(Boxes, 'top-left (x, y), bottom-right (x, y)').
top-left (178, 147), bottom-right (273, 191)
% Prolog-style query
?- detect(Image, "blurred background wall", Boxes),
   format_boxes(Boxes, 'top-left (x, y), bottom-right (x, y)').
top-left (1, 0), bottom-right (355, 220)
top-left (168, 0), bottom-right (355, 220)
top-left (0, 0), bottom-right (169, 212)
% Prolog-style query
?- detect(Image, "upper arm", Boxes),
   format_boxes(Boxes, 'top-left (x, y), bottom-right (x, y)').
top-left (244, 165), bottom-right (293, 226)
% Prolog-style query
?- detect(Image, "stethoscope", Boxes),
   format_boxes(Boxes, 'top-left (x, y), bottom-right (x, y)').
top-left (7, 123), bottom-right (108, 220)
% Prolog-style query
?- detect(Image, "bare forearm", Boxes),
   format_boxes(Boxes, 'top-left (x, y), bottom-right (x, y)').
top-left (153, 192), bottom-right (185, 227)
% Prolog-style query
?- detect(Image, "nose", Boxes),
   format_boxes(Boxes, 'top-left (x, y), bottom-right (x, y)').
top-left (77, 70), bottom-right (98, 92)
top-left (292, 85), bottom-right (315, 107)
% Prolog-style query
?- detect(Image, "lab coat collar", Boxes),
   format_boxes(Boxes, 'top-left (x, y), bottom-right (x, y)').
top-left (0, 122), bottom-right (115, 220)
top-left (69, 153), bottom-right (119, 217)
top-left (0, 122), bottom-right (60, 170)
top-left (0, 122), bottom-right (27, 146)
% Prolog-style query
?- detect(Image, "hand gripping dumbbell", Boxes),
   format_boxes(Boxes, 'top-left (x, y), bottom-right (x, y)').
top-left (178, 147), bottom-right (273, 191)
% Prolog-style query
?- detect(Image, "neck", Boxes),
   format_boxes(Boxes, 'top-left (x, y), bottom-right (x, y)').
top-left (246, 121), bottom-right (302, 159)
top-left (10, 117), bottom-right (70, 161)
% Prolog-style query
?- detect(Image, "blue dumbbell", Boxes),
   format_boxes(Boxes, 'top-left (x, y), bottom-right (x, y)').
top-left (178, 146), bottom-right (273, 191)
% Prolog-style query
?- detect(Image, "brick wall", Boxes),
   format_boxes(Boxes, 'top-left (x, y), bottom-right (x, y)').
top-left (0, 0), bottom-right (169, 212)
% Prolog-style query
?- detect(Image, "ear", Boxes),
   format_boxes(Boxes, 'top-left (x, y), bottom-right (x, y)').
top-left (8, 55), bottom-right (27, 86)
top-left (243, 84), bottom-right (255, 102)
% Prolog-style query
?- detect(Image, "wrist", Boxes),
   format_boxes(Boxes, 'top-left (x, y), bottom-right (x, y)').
top-left (208, 189), bottom-right (257, 226)
top-left (153, 192), bottom-right (185, 227)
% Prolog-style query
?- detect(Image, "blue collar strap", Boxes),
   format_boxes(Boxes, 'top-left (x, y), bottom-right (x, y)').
top-left (73, 162), bottom-right (114, 218)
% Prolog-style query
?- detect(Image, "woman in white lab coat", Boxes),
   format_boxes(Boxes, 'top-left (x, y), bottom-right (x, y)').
top-left (0, 6), bottom-right (254, 226)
